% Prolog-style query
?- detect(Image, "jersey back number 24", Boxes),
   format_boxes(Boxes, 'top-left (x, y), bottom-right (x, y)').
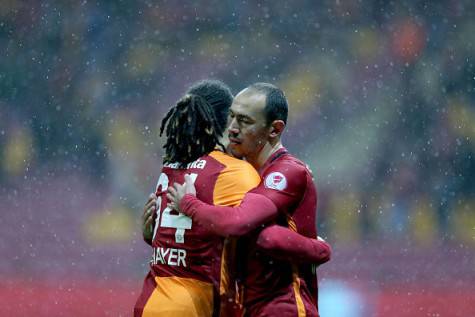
top-left (152, 172), bottom-right (198, 244)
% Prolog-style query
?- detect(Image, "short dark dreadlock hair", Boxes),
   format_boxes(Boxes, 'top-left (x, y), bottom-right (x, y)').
top-left (159, 80), bottom-right (233, 167)
top-left (248, 82), bottom-right (288, 125)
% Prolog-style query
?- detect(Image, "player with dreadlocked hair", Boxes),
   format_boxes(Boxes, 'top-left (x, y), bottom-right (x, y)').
top-left (135, 79), bottom-right (261, 317)
top-left (159, 85), bottom-right (227, 167)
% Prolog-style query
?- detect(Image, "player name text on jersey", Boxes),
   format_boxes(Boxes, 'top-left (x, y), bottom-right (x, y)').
top-left (163, 159), bottom-right (207, 170)
top-left (151, 247), bottom-right (187, 267)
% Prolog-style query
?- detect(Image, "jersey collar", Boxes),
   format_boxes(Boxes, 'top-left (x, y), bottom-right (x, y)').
top-left (259, 147), bottom-right (288, 175)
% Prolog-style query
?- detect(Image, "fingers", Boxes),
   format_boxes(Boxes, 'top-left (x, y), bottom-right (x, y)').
top-left (173, 182), bottom-right (183, 192)
top-left (147, 192), bottom-right (156, 201)
top-left (144, 210), bottom-right (154, 228)
top-left (144, 199), bottom-right (157, 212)
top-left (166, 192), bottom-right (174, 201)
top-left (166, 193), bottom-right (178, 210)
top-left (142, 193), bottom-right (157, 242)
top-left (144, 193), bottom-right (156, 208)
top-left (168, 185), bottom-right (177, 197)
top-left (184, 174), bottom-right (197, 196)
top-left (143, 192), bottom-right (157, 220)
top-left (144, 201), bottom-right (156, 215)
top-left (165, 178), bottom-right (194, 212)
top-left (167, 186), bottom-right (179, 210)
top-left (145, 193), bottom-right (157, 206)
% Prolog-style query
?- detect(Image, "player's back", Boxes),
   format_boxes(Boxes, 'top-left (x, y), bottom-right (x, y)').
top-left (242, 148), bottom-right (319, 317)
top-left (135, 150), bottom-right (260, 317)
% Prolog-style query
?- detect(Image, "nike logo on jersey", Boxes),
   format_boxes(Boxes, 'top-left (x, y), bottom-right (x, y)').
top-left (151, 247), bottom-right (187, 267)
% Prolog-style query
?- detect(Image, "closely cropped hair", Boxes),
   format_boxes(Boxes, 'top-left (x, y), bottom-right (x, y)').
top-left (159, 80), bottom-right (233, 167)
top-left (248, 82), bottom-right (288, 125)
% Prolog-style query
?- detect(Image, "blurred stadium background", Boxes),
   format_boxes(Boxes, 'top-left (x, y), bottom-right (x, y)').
top-left (1, 1), bottom-right (474, 316)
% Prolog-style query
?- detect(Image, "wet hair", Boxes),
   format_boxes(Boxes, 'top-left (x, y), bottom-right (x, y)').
top-left (248, 82), bottom-right (288, 125)
top-left (159, 80), bottom-right (233, 167)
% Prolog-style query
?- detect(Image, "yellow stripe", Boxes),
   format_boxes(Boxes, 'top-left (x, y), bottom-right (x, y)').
top-left (288, 216), bottom-right (306, 316)
top-left (292, 270), bottom-right (306, 317)
top-left (287, 216), bottom-right (298, 231)
top-left (219, 239), bottom-right (229, 296)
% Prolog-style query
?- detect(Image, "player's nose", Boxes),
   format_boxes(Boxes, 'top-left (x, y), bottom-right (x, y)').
top-left (228, 118), bottom-right (239, 134)
top-left (228, 127), bottom-right (239, 137)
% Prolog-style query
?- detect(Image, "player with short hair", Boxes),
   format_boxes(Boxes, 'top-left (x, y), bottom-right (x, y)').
top-left (168, 83), bottom-right (327, 317)
top-left (135, 80), bottom-right (330, 317)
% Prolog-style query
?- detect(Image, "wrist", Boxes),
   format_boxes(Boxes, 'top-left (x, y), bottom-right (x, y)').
top-left (179, 194), bottom-right (198, 216)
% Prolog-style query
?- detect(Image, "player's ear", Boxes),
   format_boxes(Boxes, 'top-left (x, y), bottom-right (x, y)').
top-left (269, 120), bottom-right (285, 138)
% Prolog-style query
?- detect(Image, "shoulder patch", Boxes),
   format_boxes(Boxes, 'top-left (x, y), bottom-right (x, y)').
top-left (264, 172), bottom-right (287, 191)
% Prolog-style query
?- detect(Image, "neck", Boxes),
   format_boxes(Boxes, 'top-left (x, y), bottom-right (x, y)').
top-left (217, 134), bottom-right (229, 153)
top-left (247, 140), bottom-right (283, 170)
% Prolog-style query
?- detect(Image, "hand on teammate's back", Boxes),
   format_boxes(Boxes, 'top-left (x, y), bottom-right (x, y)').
top-left (142, 193), bottom-right (157, 244)
top-left (167, 174), bottom-right (197, 212)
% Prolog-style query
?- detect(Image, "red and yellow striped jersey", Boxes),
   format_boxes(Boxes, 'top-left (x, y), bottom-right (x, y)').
top-left (135, 150), bottom-right (260, 317)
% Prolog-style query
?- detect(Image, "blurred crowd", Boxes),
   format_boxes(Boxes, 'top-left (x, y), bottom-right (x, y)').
top-left (1, 0), bottom-right (474, 264)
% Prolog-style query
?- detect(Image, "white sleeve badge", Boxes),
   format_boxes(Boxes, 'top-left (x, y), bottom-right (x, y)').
top-left (264, 172), bottom-right (287, 191)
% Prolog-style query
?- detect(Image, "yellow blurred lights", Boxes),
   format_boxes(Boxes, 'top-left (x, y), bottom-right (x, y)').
top-left (3, 128), bottom-right (33, 176)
